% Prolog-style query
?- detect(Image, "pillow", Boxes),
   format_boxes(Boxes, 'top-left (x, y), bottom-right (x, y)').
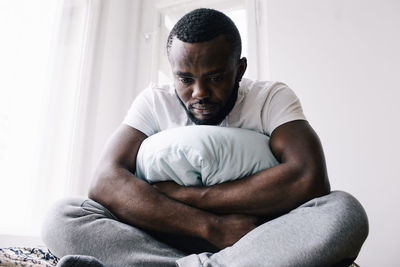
top-left (135, 125), bottom-right (279, 186)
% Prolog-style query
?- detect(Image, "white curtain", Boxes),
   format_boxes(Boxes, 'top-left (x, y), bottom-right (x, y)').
top-left (0, 0), bottom-right (102, 237)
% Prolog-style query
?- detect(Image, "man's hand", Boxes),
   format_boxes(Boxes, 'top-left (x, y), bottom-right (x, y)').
top-left (153, 181), bottom-right (184, 200)
top-left (153, 181), bottom-right (208, 211)
top-left (153, 181), bottom-right (260, 249)
top-left (207, 213), bottom-right (259, 249)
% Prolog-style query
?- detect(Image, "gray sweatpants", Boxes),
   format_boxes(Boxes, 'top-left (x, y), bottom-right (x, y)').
top-left (41, 191), bottom-right (368, 267)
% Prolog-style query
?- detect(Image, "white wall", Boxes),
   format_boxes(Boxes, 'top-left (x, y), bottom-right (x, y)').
top-left (265, 0), bottom-right (400, 266)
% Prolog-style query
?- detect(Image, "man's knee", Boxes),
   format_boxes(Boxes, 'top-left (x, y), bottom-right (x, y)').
top-left (41, 197), bottom-right (87, 257)
top-left (326, 191), bottom-right (369, 249)
top-left (331, 191), bottom-right (368, 232)
top-left (296, 191), bottom-right (369, 263)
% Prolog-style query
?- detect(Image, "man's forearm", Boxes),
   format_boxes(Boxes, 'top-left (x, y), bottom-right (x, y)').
top-left (155, 162), bottom-right (328, 218)
top-left (89, 166), bottom-right (258, 249)
top-left (90, 167), bottom-right (213, 236)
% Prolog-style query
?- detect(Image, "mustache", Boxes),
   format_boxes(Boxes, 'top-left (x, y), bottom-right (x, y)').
top-left (188, 99), bottom-right (217, 109)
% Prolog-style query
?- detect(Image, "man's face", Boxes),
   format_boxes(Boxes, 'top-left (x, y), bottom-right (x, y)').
top-left (168, 35), bottom-right (246, 125)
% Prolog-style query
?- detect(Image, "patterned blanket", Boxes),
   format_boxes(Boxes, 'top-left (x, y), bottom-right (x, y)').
top-left (0, 247), bottom-right (58, 267)
top-left (0, 247), bottom-right (360, 267)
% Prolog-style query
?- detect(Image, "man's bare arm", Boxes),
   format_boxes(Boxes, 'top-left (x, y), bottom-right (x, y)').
top-left (154, 120), bottom-right (331, 217)
top-left (88, 125), bottom-right (258, 249)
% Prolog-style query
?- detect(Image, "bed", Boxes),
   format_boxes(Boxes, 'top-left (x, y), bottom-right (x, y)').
top-left (0, 247), bottom-right (360, 266)
top-left (0, 247), bottom-right (58, 267)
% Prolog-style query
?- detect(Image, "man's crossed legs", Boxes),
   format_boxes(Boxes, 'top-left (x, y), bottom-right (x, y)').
top-left (42, 191), bottom-right (368, 267)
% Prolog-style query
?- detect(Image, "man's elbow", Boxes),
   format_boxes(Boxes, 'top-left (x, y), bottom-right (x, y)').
top-left (88, 166), bottom-right (113, 206)
top-left (88, 180), bottom-right (102, 203)
top-left (303, 168), bottom-right (331, 200)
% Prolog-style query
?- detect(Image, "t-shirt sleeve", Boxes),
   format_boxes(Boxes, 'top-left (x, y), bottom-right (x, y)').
top-left (122, 86), bottom-right (159, 137)
top-left (262, 83), bottom-right (306, 136)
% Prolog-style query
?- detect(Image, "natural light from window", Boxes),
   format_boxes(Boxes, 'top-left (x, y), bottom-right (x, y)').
top-left (0, 0), bottom-right (59, 236)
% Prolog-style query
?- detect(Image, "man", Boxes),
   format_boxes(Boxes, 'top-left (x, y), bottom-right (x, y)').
top-left (42, 8), bottom-right (368, 267)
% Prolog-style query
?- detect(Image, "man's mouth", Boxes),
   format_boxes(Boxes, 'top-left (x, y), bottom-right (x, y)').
top-left (189, 104), bottom-right (217, 116)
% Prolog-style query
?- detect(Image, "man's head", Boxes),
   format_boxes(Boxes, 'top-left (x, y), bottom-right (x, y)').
top-left (167, 8), bottom-right (247, 125)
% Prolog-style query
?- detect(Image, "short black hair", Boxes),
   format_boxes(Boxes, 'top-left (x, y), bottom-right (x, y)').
top-left (166, 8), bottom-right (242, 60)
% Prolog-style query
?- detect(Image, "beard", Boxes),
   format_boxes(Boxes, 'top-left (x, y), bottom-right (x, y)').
top-left (175, 79), bottom-right (240, 125)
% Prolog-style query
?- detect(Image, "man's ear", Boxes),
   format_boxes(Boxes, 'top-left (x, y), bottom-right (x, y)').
top-left (237, 57), bottom-right (247, 81)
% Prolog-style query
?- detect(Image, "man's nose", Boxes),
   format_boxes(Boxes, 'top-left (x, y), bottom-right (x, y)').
top-left (192, 80), bottom-right (210, 100)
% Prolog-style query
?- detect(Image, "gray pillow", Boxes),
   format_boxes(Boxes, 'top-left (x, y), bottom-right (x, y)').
top-left (135, 125), bottom-right (279, 186)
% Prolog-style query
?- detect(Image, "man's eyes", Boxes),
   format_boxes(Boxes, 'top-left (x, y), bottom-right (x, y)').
top-left (178, 77), bottom-right (194, 84)
top-left (209, 75), bottom-right (224, 82)
top-left (178, 75), bottom-right (224, 84)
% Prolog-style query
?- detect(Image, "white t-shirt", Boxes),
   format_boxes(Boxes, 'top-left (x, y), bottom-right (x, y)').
top-left (122, 78), bottom-right (306, 137)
